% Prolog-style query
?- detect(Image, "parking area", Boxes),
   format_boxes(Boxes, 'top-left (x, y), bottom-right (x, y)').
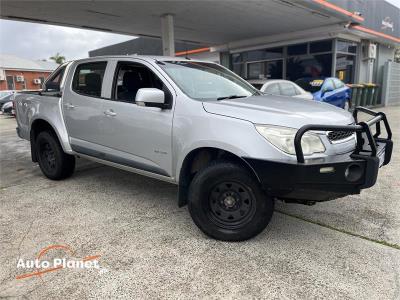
top-left (0, 106), bottom-right (399, 299)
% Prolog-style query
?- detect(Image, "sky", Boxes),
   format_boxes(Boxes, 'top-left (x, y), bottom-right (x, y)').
top-left (387, 0), bottom-right (400, 8)
top-left (0, 0), bottom-right (399, 62)
top-left (0, 19), bottom-right (134, 61)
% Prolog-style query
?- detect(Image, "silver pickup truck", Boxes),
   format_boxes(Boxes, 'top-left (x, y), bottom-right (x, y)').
top-left (14, 56), bottom-right (393, 241)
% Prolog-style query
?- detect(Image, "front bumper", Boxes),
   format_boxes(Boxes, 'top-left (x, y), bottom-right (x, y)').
top-left (244, 107), bottom-right (393, 203)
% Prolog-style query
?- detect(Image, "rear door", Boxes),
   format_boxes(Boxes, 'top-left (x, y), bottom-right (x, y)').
top-left (99, 59), bottom-right (175, 177)
top-left (63, 60), bottom-right (108, 150)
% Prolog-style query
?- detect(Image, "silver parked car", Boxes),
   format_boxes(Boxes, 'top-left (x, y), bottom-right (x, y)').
top-left (14, 56), bottom-right (393, 241)
top-left (248, 79), bottom-right (313, 100)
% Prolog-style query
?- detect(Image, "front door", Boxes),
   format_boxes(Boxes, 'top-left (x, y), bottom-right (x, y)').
top-left (100, 60), bottom-right (175, 177)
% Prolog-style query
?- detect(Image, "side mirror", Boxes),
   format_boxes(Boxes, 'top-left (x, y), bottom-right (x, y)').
top-left (135, 88), bottom-right (169, 109)
top-left (44, 81), bottom-right (60, 92)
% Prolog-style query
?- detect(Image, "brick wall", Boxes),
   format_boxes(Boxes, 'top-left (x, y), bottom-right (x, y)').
top-left (0, 70), bottom-right (53, 91)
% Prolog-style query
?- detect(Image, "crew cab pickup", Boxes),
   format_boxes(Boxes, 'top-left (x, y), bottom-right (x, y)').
top-left (14, 56), bottom-right (393, 241)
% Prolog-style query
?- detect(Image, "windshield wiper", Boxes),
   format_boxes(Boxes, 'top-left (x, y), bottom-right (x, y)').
top-left (217, 95), bottom-right (248, 100)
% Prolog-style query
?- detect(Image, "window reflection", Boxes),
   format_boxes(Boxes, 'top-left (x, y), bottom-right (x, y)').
top-left (286, 54), bottom-right (332, 81)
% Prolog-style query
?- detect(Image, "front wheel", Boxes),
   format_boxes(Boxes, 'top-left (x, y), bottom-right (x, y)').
top-left (188, 161), bottom-right (274, 241)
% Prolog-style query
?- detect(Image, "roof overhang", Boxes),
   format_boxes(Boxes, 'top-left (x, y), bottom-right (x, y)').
top-left (0, 0), bottom-right (358, 45)
top-left (350, 25), bottom-right (400, 45)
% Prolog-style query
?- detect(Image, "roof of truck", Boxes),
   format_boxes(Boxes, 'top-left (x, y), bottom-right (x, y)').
top-left (71, 55), bottom-right (211, 64)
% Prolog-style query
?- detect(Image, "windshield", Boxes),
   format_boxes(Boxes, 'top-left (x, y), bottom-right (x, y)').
top-left (295, 78), bottom-right (324, 94)
top-left (158, 61), bottom-right (260, 101)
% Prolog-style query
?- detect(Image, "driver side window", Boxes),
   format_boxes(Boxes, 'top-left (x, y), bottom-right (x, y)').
top-left (113, 62), bottom-right (171, 105)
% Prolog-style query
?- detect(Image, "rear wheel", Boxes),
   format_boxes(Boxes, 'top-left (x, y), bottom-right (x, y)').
top-left (188, 161), bottom-right (274, 241)
top-left (36, 131), bottom-right (75, 180)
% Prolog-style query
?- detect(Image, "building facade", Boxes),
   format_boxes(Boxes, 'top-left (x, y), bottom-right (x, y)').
top-left (87, 0), bottom-right (399, 106)
top-left (0, 54), bottom-right (58, 91)
top-left (89, 36), bottom-right (219, 62)
top-left (214, 0), bottom-right (399, 106)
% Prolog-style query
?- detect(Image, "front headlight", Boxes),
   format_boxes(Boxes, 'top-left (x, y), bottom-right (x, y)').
top-left (255, 125), bottom-right (325, 156)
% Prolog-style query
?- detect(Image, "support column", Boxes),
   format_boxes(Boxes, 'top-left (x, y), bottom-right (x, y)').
top-left (161, 14), bottom-right (175, 56)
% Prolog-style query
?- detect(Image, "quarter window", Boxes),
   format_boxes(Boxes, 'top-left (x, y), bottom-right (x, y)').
top-left (72, 62), bottom-right (107, 97)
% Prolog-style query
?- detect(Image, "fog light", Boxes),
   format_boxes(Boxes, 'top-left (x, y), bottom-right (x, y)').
top-left (345, 164), bottom-right (363, 182)
top-left (320, 167), bottom-right (335, 174)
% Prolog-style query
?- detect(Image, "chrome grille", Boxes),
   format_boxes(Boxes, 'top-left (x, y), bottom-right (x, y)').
top-left (327, 131), bottom-right (354, 142)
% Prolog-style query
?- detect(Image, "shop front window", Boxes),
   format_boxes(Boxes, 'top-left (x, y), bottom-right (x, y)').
top-left (265, 60), bottom-right (283, 79)
top-left (335, 54), bottom-right (355, 83)
top-left (337, 40), bottom-right (357, 54)
top-left (286, 54), bottom-right (332, 81)
top-left (247, 60), bottom-right (283, 79)
top-left (246, 47), bottom-right (283, 61)
top-left (247, 62), bottom-right (262, 79)
top-left (230, 39), bottom-right (337, 81)
top-left (310, 40), bottom-right (332, 53)
top-left (288, 43), bottom-right (307, 55)
top-left (232, 63), bottom-right (245, 78)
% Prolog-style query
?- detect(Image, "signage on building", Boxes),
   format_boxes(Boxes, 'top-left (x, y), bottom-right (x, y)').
top-left (330, 0), bottom-right (399, 40)
top-left (381, 17), bottom-right (394, 32)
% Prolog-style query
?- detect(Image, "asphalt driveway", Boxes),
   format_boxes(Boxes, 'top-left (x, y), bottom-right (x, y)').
top-left (0, 106), bottom-right (399, 299)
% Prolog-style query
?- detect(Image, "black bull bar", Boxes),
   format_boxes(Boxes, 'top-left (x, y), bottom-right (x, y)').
top-left (294, 106), bottom-right (393, 164)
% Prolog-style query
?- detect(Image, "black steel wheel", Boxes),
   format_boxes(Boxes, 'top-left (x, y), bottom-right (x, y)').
top-left (35, 131), bottom-right (75, 180)
top-left (208, 181), bottom-right (257, 229)
top-left (188, 161), bottom-right (274, 241)
top-left (38, 140), bottom-right (57, 173)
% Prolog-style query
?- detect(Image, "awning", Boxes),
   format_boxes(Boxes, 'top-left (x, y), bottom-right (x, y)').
top-left (0, 0), bottom-right (356, 45)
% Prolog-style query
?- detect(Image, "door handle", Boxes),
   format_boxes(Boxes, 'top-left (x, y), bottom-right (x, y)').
top-left (64, 103), bottom-right (75, 109)
top-left (104, 109), bottom-right (117, 117)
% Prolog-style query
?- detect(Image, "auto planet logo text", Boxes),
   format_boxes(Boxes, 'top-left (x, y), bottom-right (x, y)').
top-left (17, 257), bottom-right (99, 270)
top-left (15, 244), bottom-right (101, 280)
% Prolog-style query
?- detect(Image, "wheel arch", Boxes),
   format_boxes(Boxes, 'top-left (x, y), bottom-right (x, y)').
top-left (30, 118), bottom-right (64, 162)
top-left (177, 146), bottom-right (260, 207)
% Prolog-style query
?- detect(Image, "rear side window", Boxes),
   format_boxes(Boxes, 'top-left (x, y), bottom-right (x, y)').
top-left (264, 83), bottom-right (280, 95)
top-left (72, 62), bottom-right (107, 97)
top-left (279, 82), bottom-right (298, 96)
